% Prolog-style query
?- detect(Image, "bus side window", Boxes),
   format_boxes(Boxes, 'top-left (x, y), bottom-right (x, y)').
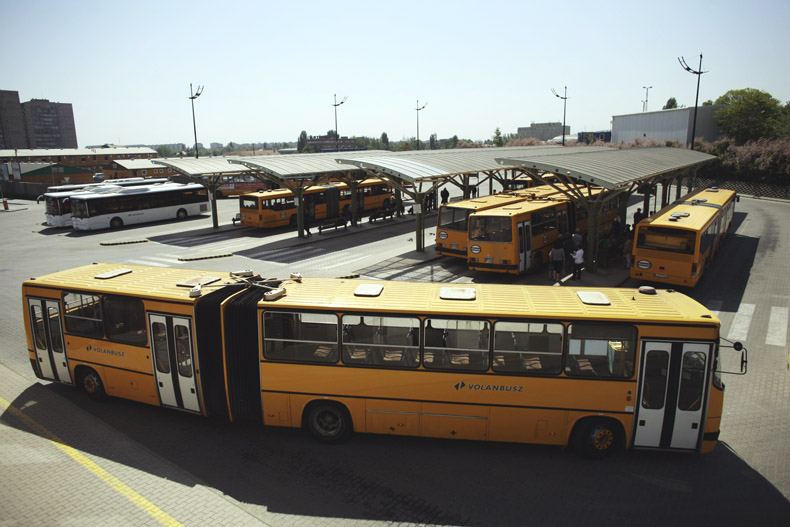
top-left (565, 324), bottom-right (636, 378)
top-left (493, 321), bottom-right (562, 374)
top-left (263, 311), bottom-right (338, 363)
top-left (63, 292), bottom-right (103, 338)
top-left (103, 295), bottom-right (147, 346)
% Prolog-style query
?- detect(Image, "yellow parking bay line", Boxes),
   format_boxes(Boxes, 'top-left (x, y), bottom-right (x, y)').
top-left (0, 396), bottom-right (183, 527)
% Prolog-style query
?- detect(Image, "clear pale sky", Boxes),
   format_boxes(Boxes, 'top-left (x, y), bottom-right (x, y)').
top-left (3, 0), bottom-right (789, 148)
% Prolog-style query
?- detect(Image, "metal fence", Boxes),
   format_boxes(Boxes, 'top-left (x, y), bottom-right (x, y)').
top-left (695, 178), bottom-right (790, 201)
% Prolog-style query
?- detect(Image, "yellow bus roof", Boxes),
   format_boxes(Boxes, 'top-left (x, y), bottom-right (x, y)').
top-left (471, 186), bottom-right (607, 218)
top-left (644, 188), bottom-right (736, 231)
top-left (241, 178), bottom-right (385, 199)
top-left (25, 263), bottom-right (718, 327)
top-left (263, 277), bottom-right (718, 326)
top-left (23, 263), bottom-right (244, 304)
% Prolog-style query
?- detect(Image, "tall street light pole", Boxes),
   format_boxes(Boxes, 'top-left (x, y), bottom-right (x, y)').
top-left (189, 83), bottom-right (203, 159)
top-left (551, 87), bottom-right (568, 146)
top-left (643, 85), bottom-right (653, 112)
top-left (416, 100), bottom-right (427, 150)
top-left (678, 54), bottom-right (707, 150)
top-left (333, 94), bottom-right (347, 152)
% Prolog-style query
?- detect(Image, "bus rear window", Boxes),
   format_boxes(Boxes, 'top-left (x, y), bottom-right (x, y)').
top-left (637, 226), bottom-right (695, 254)
top-left (239, 196), bottom-right (258, 210)
top-left (469, 216), bottom-right (512, 242)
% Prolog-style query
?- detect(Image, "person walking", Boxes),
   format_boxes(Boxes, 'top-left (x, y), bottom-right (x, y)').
top-left (571, 245), bottom-right (584, 280)
top-left (549, 240), bottom-right (566, 283)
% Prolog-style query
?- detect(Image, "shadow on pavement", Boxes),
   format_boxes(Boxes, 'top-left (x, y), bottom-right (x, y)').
top-left (4, 383), bottom-right (788, 526)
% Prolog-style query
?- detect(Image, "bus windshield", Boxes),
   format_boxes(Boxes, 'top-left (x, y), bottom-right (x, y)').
top-left (439, 207), bottom-right (471, 231)
top-left (637, 226), bottom-right (696, 254)
top-left (71, 200), bottom-right (89, 218)
top-left (45, 196), bottom-right (66, 215)
top-left (470, 216), bottom-right (512, 242)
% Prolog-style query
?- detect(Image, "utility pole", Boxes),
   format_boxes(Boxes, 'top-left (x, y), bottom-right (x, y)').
top-left (642, 85), bottom-right (652, 111)
top-left (189, 83), bottom-right (203, 159)
top-left (416, 100), bottom-right (427, 150)
top-left (333, 94), bottom-right (347, 152)
top-left (551, 87), bottom-right (568, 146)
top-left (678, 54), bottom-right (707, 150)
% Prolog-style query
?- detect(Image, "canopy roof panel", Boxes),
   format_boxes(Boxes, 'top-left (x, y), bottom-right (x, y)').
top-left (229, 151), bottom-right (386, 178)
top-left (496, 147), bottom-right (716, 190)
top-left (153, 157), bottom-right (251, 177)
top-left (337, 146), bottom-right (600, 182)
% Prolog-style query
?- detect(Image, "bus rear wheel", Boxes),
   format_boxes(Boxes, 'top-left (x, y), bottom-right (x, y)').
top-left (80, 368), bottom-right (107, 401)
top-left (177, 208), bottom-right (188, 219)
top-left (304, 403), bottom-right (352, 443)
top-left (110, 217), bottom-right (123, 229)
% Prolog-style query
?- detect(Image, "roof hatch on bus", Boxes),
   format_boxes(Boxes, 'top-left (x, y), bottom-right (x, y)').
top-left (439, 287), bottom-right (476, 301)
top-left (94, 268), bottom-right (133, 280)
top-left (354, 284), bottom-right (384, 297)
top-left (576, 291), bottom-right (610, 305)
top-left (176, 275), bottom-right (221, 288)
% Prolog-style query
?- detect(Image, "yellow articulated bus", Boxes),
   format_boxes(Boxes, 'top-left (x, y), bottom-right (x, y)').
top-left (436, 184), bottom-right (566, 259)
top-left (631, 187), bottom-right (737, 287)
top-left (467, 189), bottom-right (617, 274)
top-left (24, 263), bottom-right (746, 457)
top-left (238, 178), bottom-right (392, 228)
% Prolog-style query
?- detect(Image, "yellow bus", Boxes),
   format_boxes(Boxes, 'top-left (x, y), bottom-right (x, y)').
top-left (238, 178), bottom-right (392, 228)
top-left (24, 263), bottom-right (745, 457)
top-left (436, 185), bottom-right (564, 259)
top-left (631, 187), bottom-right (737, 287)
top-left (466, 188), bottom-right (617, 274)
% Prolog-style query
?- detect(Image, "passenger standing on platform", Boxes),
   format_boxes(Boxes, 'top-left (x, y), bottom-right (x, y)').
top-left (571, 246), bottom-right (584, 280)
top-left (623, 234), bottom-right (633, 269)
top-left (549, 240), bottom-right (566, 282)
top-left (633, 208), bottom-right (645, 226)
top-left (441, 187), bottom-right (450, 204)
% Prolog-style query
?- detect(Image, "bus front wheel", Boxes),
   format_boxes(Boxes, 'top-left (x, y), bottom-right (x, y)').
top-left (110, 217), bottom-right (123, 229)
top-left (575, 419), bottom-right (621, 458)
top-left (177, 208), bottom-right (188, 219)
top-left (304, 402), bottom-right (352, 443)
top-left (79, 368), bottom-right (107, 401)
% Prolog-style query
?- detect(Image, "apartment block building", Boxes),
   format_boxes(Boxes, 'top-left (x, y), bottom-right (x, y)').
top-left (0, 90), bottom-right (78, 149)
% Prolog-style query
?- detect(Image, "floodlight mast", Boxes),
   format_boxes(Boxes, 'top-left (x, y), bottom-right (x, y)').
top-left (551, 87), bottom-right (568, 146)
top-left (333, 94), bottom-right (348, 152)
top-left (416, 100), bottom-right (428, 150)
top-left (189, 83), bottom-right (203, 159)
top-left (678, 54), bottom-right (707, 150)
top-left (643, 85), bottom-right (653, 112)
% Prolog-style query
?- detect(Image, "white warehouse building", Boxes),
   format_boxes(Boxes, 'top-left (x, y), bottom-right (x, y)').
top-left (611, 105), bottom-right (721, 146)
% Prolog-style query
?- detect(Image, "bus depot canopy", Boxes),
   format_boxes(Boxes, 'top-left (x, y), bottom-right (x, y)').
top-left (495, 147), bottom-right (716, 190)
top-left (153, 157), bottom-right (252, 177)
top-left (335, 146), bottom-right (600, 184)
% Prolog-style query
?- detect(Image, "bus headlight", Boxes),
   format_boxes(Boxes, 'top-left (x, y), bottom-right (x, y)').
top-left (470, 245), bottom-right (481, 254)
top-left (637, 259), bottom-right (652, 270)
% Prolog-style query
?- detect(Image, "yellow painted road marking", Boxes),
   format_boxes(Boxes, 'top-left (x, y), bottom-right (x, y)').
top-left (0, 396), bottom-right (183, 527)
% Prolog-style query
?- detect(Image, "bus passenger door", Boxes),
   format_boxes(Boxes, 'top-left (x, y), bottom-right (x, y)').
top-left (517, 221), bottom-right (531, 273)
top-left (634, 341), bottom-right (712, 450)
top-left (27, 298), bottom-right (72, 384)
top-left (148, 314), bottom-right (201, 413)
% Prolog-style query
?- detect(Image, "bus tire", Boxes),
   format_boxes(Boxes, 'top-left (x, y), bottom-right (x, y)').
top-left (303, 402), bottom-right (352, 443)
top-left (110, 217), bottom-right (123, 229)
top-left (574, 418), bottom-right (621, 459)
top-left (79, 368), bottom-right (107, 401)
top-left (177, 208), bottom-right (188, 219)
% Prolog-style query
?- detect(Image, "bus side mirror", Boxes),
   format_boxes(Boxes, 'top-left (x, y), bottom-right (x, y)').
top-left (721, 341), bottom-right (747, 375)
